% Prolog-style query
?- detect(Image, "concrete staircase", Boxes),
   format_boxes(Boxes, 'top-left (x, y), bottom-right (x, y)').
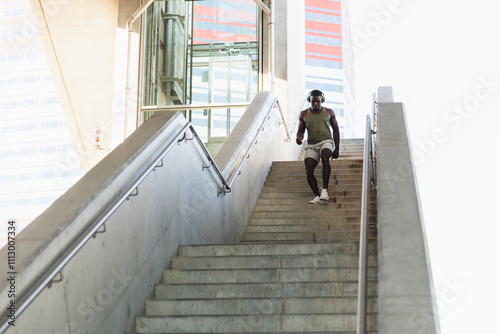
top-left (135, 139), bottom-right (378, 333)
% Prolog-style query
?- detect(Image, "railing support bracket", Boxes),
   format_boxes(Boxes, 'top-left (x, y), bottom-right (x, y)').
top-left (127, 188), bottom-right (139, 200)
top-left (47, 272), bottom-right (63, 288)
top-left (202, 161), bottom-right (212, 171)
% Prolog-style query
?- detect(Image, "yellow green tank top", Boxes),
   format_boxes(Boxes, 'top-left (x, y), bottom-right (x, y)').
top-left (305, 107), bottom-right (332, 145)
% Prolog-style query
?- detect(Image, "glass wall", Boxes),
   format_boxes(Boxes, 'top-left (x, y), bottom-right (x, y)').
top-left (141, 0), bottom-right (259, 155)
top-left (142, 0), bottom-right (189, 108)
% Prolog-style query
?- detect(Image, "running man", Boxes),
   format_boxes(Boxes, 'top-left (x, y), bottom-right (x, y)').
top-left (296, 89), bottom-right (340, 204)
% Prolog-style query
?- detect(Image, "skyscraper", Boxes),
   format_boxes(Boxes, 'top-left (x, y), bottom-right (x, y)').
top-left (0, 0), bottom-right (83, 247)
top-left (304, 0), bottom-right (355, 138)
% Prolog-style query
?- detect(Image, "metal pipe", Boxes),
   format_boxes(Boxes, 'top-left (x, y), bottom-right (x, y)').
top-left (125, 0), bottom-right (156, 139)
top-left (252, 0), bottom-right (271, 15)
top-left (225, 97), bottom-right (277, 189)
top-left (269, 0), bottom-right (275, 92)
top-left (275, 100), bottom-right (291, 142)
top-left (141, 102), bottom-right (251, 112)
top-left (356, 115), bottom-right (372, 334)
top-left (128, 0), bottom-right (155, 28)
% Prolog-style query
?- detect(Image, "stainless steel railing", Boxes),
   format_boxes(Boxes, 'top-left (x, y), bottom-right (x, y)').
top-left (140, 100), bottom-right (290, 144)
top-left (356, 113), bottom-right (376, 334)
top-left (0, 96), bottom-right (288, 333)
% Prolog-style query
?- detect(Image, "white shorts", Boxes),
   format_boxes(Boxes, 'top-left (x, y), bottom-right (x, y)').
top-left (304, 139), bottom-right (335, 162)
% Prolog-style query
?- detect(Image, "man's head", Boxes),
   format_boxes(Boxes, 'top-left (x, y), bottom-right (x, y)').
top-left (308, 90), bottom-right (325, 111)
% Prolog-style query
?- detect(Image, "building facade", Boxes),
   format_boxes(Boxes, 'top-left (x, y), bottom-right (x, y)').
top-left (304, 0), bottom-right (355, 138)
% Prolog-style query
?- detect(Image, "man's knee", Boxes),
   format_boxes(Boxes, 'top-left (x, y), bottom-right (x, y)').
top-left (320, 149), bottom-right (332, 163)
top-left (304, 159), bottom-right (317, 174)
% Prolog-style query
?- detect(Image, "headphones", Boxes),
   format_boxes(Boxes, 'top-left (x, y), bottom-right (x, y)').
top-left (307, 89), bottom-right (325, 103)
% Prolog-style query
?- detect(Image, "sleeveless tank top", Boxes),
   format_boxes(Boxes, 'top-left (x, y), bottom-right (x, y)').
top-left (305, 107), bottom-right (332, 145)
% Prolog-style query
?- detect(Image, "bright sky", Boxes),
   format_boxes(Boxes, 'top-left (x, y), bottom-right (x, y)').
top-left (349, 0), bottom-right (500, 333)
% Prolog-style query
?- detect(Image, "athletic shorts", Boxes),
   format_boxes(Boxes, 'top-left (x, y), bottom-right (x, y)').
top-left (304, 139), bottom-right (335, 162)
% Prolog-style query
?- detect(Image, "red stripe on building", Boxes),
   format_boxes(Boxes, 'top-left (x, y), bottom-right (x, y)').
top-left (195, 16), bottom-right (257, 29)
top-left (306, 31), bottom-right (342, 39)
top-left (193, 29), bottom-right (256, 43)
top-left (305, 21), bottom-right (341, 34)
top-left (305, 8), bottom-right (341, 16)
top-left (306, 43), bottom-right (342, 56)
top-left (306, 54), bottom-right (343, 62)
top-left (194, 5), bottom-right (219, 17)
top-left (305, 0), bottom-right (341, 11)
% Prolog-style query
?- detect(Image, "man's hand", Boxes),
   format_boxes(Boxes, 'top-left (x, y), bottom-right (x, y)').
top-left (331, 148), bottom-right (339, 159)
top-left (296, 133), bottom-right (304, 145)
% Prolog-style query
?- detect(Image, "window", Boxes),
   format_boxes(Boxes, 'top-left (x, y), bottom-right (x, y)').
top-left (47, 96), bottom-right (59, 104)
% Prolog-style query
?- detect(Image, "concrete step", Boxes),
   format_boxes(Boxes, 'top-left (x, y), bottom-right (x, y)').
top-left (249, 217), bottom-right (373, 225)
top-left (163, 267), bottom-right (378, 284)
top-left (136, 313), bottom-right (378, 333)
top-left (145, 296), bottom-right (378, 316)
top-left (154, 281), bottom-right (379, 299)
top-left (246, 221), bottom-right (361, 230)
top-left (271, 161), bottom-right (363, 169)
top-left (268, 170), bottom-right (363, 178)
top-left (177, 241), bottom-right (377, 257)
top-left (264, 181), bottom-right (363, 189)
top-left (261, 184), bottom-right (367, 192)
top-left (245, 224), bottom-right (362, 233)
top-left (251, 210), bottom-right (376, 219)
top-left (241, 231), bottom-right (377, 243)
top-left (256, 197), bottom-right (376, 205)
top-left (253, 202), bottom-right (377, 212)
top-left (170, 254), bottom-right (377, 271)
top-left (258, 190), bottom-right (364, 198)
top-left (266, 173), bottom-right (364, 181)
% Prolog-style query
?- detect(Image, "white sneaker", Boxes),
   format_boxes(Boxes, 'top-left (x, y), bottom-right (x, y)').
top-left (309, 196), bottom-right (321, 204)
top-left (320, 188), bottom-right (329, 201)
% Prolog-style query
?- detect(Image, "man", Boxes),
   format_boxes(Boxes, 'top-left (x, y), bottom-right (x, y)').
top-left (296, 89), bottom-right (340, 204)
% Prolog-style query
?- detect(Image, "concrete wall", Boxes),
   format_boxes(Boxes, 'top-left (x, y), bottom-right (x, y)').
top-left (0, 92), bottom-right (293, 334)
top-left (28, 0), bottom-right (145, 171)
top-left (376, 88), bottom-right (441, 334)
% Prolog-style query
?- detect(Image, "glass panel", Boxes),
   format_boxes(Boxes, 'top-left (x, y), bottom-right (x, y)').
top-left (141, 0), bottom-right (189, 121)
top-left (187, 0), bottom-right (259, 155)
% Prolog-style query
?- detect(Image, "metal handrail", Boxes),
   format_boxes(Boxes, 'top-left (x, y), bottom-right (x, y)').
top-left (0, 97), bottom-right (287, 332)
top-left (275, 100), bottom-right (291, 142)
top-left (356, 115), bottom-right (374, 334)
top-left (224, 96), bottom-right (290, 190)
top-left (141, 102), bottom-right (251, 112)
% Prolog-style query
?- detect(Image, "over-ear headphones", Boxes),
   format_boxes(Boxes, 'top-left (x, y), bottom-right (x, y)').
top-left (307, 89), bottom-right (325, 103)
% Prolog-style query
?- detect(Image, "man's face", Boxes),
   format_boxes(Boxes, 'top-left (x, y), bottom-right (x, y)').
top-left (311, 96), bottom-right (322, 111)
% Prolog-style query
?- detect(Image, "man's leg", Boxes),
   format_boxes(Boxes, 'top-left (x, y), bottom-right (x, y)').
top-left (320, 148), bottom-right (333, 190)
top-left (305, 157), bottom-right (320, 197)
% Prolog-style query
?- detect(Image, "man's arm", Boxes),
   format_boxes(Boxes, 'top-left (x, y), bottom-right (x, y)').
top-left (296, 109), bottom-right (307, 145)
top-left (327, 108), bottom-right (340, 159)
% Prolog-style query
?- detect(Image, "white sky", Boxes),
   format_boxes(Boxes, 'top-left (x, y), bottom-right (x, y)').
top-left (349, 0), bottom-right (500, 333)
